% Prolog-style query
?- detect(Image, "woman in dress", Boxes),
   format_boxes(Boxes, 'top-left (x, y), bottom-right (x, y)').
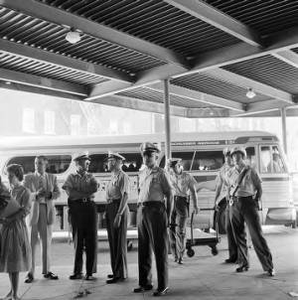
top-left (0, 164), bottom-right (31, 300)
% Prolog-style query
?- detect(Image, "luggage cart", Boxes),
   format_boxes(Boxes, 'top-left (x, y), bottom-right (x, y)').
top-left (186, 211), bottom-right (220, 257)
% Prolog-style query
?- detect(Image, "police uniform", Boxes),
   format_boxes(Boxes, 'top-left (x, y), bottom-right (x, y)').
top-left (105, 153), bottom-right (129, 282)
top-left (134, 142), bottom-right (173, 296)
top-left (228, 147), bottom-right (274, 275)
top-left (168, 158), bottom-right (198, 263)
top-left (214, 149), bottom-right (238, 263)
top-left (62, 155), bottom-right (98, 279)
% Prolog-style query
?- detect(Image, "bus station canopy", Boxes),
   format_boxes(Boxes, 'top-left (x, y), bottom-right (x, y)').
top-left (1, 0), bottom-right (298, 118)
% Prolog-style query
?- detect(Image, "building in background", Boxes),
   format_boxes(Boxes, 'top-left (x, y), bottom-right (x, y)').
top-left (1, 88), bottom-right (298, 170)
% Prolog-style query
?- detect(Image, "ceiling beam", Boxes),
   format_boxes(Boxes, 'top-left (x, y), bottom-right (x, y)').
top-left (191, 25), bottom-right (298, 73)
top-left (0, 81), bottom-right (84, 100)
top-left (163, 0), bottom-right (262, 47)
top-left (186, 107), bottom-right (231, 118)
top-left (0, 39), bottom-right (134, 83)
top-left (0, 68), bottom-right (88, 96)
top-left (234, 99), bottom-right (290, 117)
top-left (147, 82), bottom-right (245, 112)
top-left (0, 0), bottom-right (190, 69)
top-left (90, 94), bottom-right (187, 117)
top-left (88, 26), bottom-right (298, 99)
top-left (87, 65), bottom-right (186, 100)
top-left (206, 68), bottom-right (294, 104)
top-left (272, 49), bottom-right (298, 69)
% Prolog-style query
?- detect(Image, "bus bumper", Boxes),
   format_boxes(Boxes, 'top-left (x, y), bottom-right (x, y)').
top-left (264, 207), bottom-right (297, 226)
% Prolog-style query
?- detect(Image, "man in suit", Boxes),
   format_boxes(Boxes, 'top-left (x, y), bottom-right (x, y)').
top-left (23, 155), bottom-right (60, 283)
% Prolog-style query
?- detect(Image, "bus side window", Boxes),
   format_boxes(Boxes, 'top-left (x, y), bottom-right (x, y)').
top-left (159, 151), bottom-right (194, 171)
top-left (246, 147), bottom-right (256, 169)
top-left (119, 153), bottom-right (143, 172)
top-left (6, 155), bottom-right (72, 175)
top-left (89, 154), bottom-right (107, 173)
top-left (260, 146), bottom-right (285, 174)
top-left (192, 151), bottom-right (223, 171)
top-left (270, 146), bottom-right (285, 173)
top-left (260, 146), bottom-right (271, 173)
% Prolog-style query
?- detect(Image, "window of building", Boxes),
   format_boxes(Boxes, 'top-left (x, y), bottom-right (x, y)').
top-left (192, 151), bottom-right (223, 171)
top-left (7, 155), bottom-right (72, 174)
top-left (22, 108), bottom-right (35, 133)
top-left (70, 114), bottom-right (81, 136)
top-left (44, 110), bottom-right (55, 134)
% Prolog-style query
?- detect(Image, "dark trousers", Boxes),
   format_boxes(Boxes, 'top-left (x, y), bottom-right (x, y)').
top-left (225, 201), bottom-right (238, 261)
top-left (69, 201), bottom-right (98, 275)
top-left (137, 202), bottom-right (168, 290)
top-left (106, 201), bottom-right (128, 279)
top-left (169, 196), bottom-right (188, 260)
top-left (230, 196), bottom-right (273, 271)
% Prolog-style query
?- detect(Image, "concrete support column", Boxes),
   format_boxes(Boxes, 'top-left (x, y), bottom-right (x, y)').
top-left (281, 107), bottom-right (287, 155)
top-left (163, 79), bottom-right (171, 160)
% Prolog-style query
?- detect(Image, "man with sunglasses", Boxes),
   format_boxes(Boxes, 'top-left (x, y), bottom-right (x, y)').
top-left (133, 142), bottom-right (173, 297)
top-left (62, 154), bottom-right (98, 281)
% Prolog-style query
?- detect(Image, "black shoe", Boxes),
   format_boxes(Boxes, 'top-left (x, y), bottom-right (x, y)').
top-left (85, 274), bottom-right (96, 281)
top-left (44, 272), bottom-right (59, 280)
top-left (107, 274), bottom-right (114, 279)
top-left (236, 265), bottom-right (249, 273)
top-left (24, 273), bottom-right (34, 283)
top-left (177, 258), bottom-right (183, 264)
top-left (133, 284), bottom-right (154, 293)
top-left (266, 269), bottom-right (276, 277)
top-left (69, 273), bottom-right (83, 280)
top-left (106, 277), bottom-right (124, 284)
top-left (225, 258), bottom-right (237, 264)
top-left (153, 287), bottom-right (169, 296)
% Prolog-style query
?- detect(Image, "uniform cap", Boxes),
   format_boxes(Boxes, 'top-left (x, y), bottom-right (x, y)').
top-left (140, 142), bottom-right (160, 153)
top-left (168, 158), bottom-right (182, 168)
top-left (223, 147), bottom-right (231, 156)
top-left (73, 154), bottom-right (91, 162)
top-left (105, 152), bottom-right (125, 161)
top-left (230, 146), bottom-right (247, 158)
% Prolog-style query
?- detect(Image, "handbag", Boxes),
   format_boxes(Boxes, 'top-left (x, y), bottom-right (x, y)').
top-left (0, 197), bottom-right (21, 218)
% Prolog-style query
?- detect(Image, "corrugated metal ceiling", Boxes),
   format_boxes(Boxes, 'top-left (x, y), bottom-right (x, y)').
top-left (223, 55), bottom-right (298, 95)
top-left (36, 0), bottom-right (241, 57)
top-left (202, 0), bottom-right (298, 36)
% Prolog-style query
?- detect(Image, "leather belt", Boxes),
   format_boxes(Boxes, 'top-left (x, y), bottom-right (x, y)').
top-left (72, 198), bottom-right (93, 204)
top-left (229, 195), bottom-right (253, 206)
top-left (107, 198), bottom-right (121, 204)
top-left (138, 201), bottom-right (164, 207)
top-left (174, 196), bottom-right (187, 200)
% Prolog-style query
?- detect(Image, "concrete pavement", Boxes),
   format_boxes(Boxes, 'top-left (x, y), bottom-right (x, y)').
top-left (0, 226), bottom-right (297, 299)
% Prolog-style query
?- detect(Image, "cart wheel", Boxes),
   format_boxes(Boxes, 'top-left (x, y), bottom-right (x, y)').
top-left (211, 246), bottom-right (218, 256)
top-left (127, 241), bottom-right (133, 252)
top-left (187, 248), bottom-right (195, 257)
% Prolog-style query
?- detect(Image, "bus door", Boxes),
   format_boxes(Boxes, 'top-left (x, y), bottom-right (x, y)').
top-left (258, 144), bottom-right (294, 225)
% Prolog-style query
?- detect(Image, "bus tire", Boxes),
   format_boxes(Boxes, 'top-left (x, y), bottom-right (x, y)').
top-left (292, 220), bottom-right (297, 229)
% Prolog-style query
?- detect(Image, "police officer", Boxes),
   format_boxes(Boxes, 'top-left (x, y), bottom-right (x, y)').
top-left (105, 152), bottom-right (129, 284)
top-left (62, 155), bottom-right (98, 280)
top-left (167, 158), bottom-right (199, 264)
top-left (133, 142), bottom-right (173, 297)
top-left (228, 147), bottom-right (275, 276)
top-left (214, 148), bottom-right (238, 263)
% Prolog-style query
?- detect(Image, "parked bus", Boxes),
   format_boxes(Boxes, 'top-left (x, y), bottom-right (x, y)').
top-left (0, 131), bottom-right (295, 232)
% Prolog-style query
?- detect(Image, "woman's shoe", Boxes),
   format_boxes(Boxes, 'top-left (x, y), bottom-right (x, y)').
top-left (236, 265), bottom-right (249, 273)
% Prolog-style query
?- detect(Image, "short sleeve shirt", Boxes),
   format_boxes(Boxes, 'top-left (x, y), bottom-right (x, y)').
top-left (215, 163), bottom-right (231, 199)
top-left (169, 171), bottom-right (196, 197)
top-left (106, 170), bottom-right (129, 203)
top-left (62, 172), bottom-right (98, 200)
top-left (228, 165), bottom-right (262, 197)
top-left (138, 166), bottom-right (171, 203)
